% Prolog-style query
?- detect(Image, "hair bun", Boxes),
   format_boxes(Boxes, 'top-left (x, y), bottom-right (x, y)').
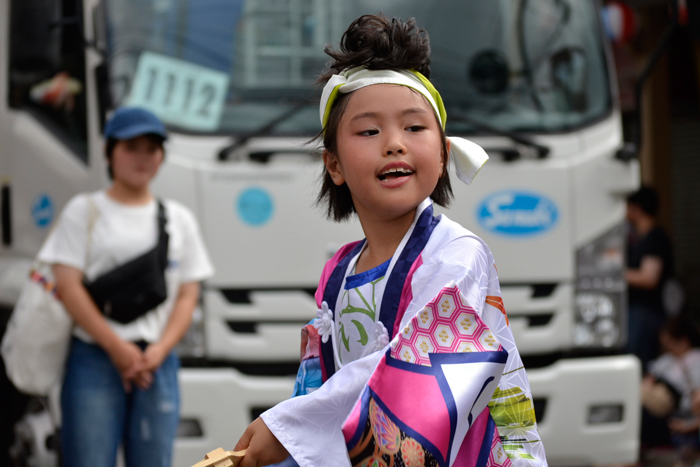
top-left (320, 14), bottom-right (431, 82)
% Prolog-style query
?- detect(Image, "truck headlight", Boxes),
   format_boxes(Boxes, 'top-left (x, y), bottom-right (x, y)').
top-left (574, 224), bottom-right (626, 349)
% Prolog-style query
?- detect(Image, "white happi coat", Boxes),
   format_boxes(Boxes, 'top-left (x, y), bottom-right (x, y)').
top-left (261, 200), bottom-right (546, 467)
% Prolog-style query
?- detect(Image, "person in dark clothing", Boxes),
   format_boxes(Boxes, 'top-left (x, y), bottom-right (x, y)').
top-left (625, 186), bottom-right (674, 371)
top-left (0, 307), bottom-right (29, 466)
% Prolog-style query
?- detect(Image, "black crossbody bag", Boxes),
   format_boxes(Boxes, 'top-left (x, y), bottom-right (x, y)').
top-left (83, 201), bottom-right (169, 324)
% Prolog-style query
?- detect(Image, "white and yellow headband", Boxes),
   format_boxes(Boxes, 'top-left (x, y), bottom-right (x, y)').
top-left (319, 67), bottom-right (488, 185)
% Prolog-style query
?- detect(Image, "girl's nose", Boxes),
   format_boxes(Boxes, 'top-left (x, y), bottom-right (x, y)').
top-left (384, 135), bottom-right (406, 156)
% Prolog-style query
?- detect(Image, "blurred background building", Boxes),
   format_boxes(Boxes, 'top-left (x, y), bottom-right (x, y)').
top-left (612, 0), bottom-right (700, 318)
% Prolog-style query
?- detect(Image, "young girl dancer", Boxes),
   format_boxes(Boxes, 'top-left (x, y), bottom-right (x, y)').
top-left (234, 15), bottom-right (546, 467)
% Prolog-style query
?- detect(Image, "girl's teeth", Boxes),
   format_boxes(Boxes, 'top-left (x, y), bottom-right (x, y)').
top-left (383, 168), bottom-right (412, 175)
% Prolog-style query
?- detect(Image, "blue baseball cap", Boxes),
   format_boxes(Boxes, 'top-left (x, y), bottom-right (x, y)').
top-left (104, 107), bottom-right (168, 140)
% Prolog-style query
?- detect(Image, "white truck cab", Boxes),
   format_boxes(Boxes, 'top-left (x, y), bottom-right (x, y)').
top-left (0, 1), bottom-right (641, 466)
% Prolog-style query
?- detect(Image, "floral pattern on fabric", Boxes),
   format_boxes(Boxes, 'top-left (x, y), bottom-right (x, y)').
top-left (401, 437), bottom-right (426, 466)
top-left (370, 398), bottom-right (401, 454)
top-left (349, 397), bottom-right (439, 467)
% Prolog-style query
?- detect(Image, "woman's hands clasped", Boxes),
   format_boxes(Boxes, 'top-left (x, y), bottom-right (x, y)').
top-left (107, 340), bottom-right (169, 392)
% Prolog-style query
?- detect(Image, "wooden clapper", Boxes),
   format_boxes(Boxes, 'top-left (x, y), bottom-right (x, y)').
top-left (191, 448), bottom-right (246, 467)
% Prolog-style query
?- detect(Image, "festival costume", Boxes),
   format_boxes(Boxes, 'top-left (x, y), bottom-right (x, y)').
top-left (261, 68), bottom-right (546, 467)
top-left (262, 203), bottom-right (545, 467)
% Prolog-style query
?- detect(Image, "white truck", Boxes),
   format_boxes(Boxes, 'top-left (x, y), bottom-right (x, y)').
top-left (0, 0), bottom-right (641, 466)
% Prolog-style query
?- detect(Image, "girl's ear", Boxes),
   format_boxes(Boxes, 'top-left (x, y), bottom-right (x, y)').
top-left (442, 138), bottom-right (452, 175)
top-left (323, 149), bottom-right (346, 186)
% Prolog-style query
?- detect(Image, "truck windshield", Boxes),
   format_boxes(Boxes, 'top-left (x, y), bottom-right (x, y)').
top-left (105, 0), bottom-right (611, 137)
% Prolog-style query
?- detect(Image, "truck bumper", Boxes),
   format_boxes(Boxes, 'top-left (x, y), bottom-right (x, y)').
top-left (529, 354), bottom-right (641, 466)
top-left (174, 368), bottom-right (295, 467)
top-left (203, 289), bottom-right (313, 361)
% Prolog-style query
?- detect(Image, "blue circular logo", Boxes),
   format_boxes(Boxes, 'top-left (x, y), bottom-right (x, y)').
top-left (31, 194), bottom-right (54, 229)
top-left (237, 187), bottom-right (274, 227)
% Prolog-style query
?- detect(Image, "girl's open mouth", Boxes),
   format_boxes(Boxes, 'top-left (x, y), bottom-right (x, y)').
top-left (378, 167), bottom-right (414, 181)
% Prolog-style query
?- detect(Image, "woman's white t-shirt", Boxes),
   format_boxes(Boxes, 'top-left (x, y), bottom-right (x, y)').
top-left (38, 190), bottom-right (214, 343)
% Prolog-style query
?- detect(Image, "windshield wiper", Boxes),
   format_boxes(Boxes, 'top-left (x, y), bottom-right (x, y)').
top-left (218, 101), bottom-right (314, 161)
top-left (447, 112), bottom-right (550, 160)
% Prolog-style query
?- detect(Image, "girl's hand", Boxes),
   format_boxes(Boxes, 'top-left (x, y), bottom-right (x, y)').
top-left (235, 418), bottom-right (289, 467)
top-left (668, 417), bottom-right (700, 434)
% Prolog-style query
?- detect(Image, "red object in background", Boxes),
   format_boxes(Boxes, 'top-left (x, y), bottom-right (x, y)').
top-left (677, 0), bottom-right (689, 25)
top-left (603, 1), bottom-right (639, 44)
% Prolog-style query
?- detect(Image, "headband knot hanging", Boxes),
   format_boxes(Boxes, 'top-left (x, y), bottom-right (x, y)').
top-left (320, 67), bottom-right (488, 185)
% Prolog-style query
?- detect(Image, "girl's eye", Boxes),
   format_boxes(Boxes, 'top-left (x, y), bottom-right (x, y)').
top-left (359, 129), bottom-right (379, 136)
top-left (406, 125), bottom-right (425, 132)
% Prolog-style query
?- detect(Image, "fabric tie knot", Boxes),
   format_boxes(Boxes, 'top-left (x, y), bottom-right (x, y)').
top-left (314, 301), bottom-right (334, 344)
top-left (374, 321), bottom-right (390, 351)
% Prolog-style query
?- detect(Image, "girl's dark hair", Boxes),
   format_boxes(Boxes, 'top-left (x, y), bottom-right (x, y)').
top-left (104, 134), bottom-right (165, 180)
top-left (660, 316), bottom-right (700, 347)
top-left (105, 137), bottom-right (119, 180)
top-left (317, 14), bottom-right (452, 222)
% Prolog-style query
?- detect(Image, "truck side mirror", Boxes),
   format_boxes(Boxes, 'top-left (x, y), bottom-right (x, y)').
top-left (468, 50), bottom-right (509, 95)
top-left (615, 142), bottom-right (638, 162)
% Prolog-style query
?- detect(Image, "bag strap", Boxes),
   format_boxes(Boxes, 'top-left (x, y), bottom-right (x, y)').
top-left (156, 199), bottom-right (169, 270)
top-left (84, 194), bottom-right (100, 270)
top-left (157, 199), bottom-right (167, 236)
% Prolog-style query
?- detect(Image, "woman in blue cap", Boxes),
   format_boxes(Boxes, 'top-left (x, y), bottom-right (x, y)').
top-left (38, 107), bottom-right (214, 467)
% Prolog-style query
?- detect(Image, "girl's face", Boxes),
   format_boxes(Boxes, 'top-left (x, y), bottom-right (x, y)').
top-left (659, 331), bottom-right (691, 357)
top-left (324, 85), bottom-right (448, 222)
top-left (110, 135), bottom-right (164, 190)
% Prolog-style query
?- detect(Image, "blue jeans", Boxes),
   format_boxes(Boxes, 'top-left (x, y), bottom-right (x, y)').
top-left (625, 303), bottom-right (665, 372)
top-left (61, 338), bottom-right (180, 467)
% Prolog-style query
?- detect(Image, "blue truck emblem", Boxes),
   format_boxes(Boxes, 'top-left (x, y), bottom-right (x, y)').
top-left (237, 187), bottom-right (274, 227)
top-left (31, 194), bottom-right (54, 229)
top-left (477, 190), bottom-right (558, 236)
